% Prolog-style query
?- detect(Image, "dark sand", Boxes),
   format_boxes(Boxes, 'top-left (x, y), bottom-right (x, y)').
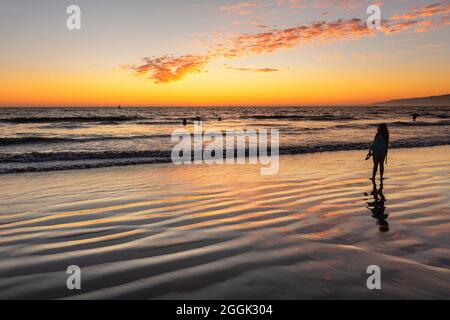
top-left (0, 146), bottom-right (449, 299)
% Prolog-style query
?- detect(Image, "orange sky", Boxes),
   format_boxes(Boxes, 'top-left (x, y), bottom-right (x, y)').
top-left (0, 0), bottom-right (449, 107)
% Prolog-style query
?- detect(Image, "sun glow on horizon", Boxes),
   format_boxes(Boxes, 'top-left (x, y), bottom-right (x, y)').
top-left (0, 0), bottom-right (449, 107)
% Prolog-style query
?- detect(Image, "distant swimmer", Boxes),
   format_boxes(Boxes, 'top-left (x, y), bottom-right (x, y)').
top-left (183, 118), bottom-right (187, 126)
top-left (412, 113), bottom-right (418, 122)
top-left (195, 116), bottom-right (202, 124)
top-left (118, 105), bottom-right (121, 109)
top-left (214, 113), bottom-right (222, 121)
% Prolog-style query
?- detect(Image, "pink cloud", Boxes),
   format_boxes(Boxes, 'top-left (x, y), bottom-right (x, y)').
top-left (391, 1), bottom-right (450, 20)
top-left (125, 54), bottom-right (211, 83)
top-left (125, 2), bottom-right (449, 83)
top-left (220, 1), bottom-right (260, 16)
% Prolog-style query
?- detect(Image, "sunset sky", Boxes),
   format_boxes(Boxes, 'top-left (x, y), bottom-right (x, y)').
top-left (0, 0), bottom-right (449, 107)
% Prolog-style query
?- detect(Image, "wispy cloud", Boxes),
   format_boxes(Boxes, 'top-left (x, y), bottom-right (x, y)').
top-left (225, 65), bottom-right (279, 72)
top-left (220, 1), bottom-right (260, 16)
top-left (222, 18), bottom-right (372, 57)
top-left (124, 54), bottom-right (211, 83)
top-left (391, 1), bottom-right (450, 20)
top-left (389, 1), bottom-right (450, 32)
top-left (278, 0), bottom-right (373, 11)
top-left (126, 18), bottom-right (373, 83)
top-left (125, 2), bottom-right (449, 84)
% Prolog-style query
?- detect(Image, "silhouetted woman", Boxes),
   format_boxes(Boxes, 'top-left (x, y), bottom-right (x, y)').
top-left (366, 124), bottom-right (389, 181)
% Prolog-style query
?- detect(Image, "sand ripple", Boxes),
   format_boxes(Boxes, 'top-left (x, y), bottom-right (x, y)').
top-left (0, 147), bottom-right (449, 299)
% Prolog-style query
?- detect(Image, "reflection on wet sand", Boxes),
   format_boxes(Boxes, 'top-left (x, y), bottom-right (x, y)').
top-left (0, 147), bottom-right (449, 299)
top-left (366, 181), bottom-right (389, 232)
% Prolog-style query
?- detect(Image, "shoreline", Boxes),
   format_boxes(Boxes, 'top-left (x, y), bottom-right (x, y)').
top-left (2, 144), bottom-right (450, 176)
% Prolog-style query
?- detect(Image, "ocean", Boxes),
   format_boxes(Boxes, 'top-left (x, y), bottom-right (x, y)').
top-left (0, 106), bottom-right (449, 174)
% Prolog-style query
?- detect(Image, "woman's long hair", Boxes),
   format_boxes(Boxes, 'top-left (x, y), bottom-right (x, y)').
top-left (378, 123), bottom-right (389, 144)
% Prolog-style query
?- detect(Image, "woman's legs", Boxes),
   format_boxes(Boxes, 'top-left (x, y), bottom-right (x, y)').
top-left (372, 158), bottom-right (379, 180)
top-left (380, 157), bottom-right (385, 181)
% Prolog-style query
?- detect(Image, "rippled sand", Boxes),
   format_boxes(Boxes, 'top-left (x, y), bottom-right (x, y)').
top-left (0, 146), bottom-right (449, 299)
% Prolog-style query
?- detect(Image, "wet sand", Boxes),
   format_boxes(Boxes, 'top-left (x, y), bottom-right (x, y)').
top-left (0, 146), bottom-right (449, 299)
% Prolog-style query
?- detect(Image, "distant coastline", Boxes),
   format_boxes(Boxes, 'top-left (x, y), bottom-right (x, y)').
top-left (376, 94), bottom-right (450, 107)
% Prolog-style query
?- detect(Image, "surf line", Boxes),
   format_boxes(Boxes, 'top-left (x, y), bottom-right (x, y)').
top-left (171, 121), bottom-right (279, 176)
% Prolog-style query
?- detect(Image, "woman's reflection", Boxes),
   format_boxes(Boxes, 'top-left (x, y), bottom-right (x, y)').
top-left (366, 181), bottom-right (389, 232)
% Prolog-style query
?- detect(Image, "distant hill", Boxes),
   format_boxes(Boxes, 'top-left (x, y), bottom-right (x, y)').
top-left (376, 94), bottom-right (450, 107)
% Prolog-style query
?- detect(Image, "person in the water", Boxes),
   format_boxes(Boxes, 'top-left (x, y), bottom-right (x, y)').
top-left (366, 124), bottom-right (390, 181)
